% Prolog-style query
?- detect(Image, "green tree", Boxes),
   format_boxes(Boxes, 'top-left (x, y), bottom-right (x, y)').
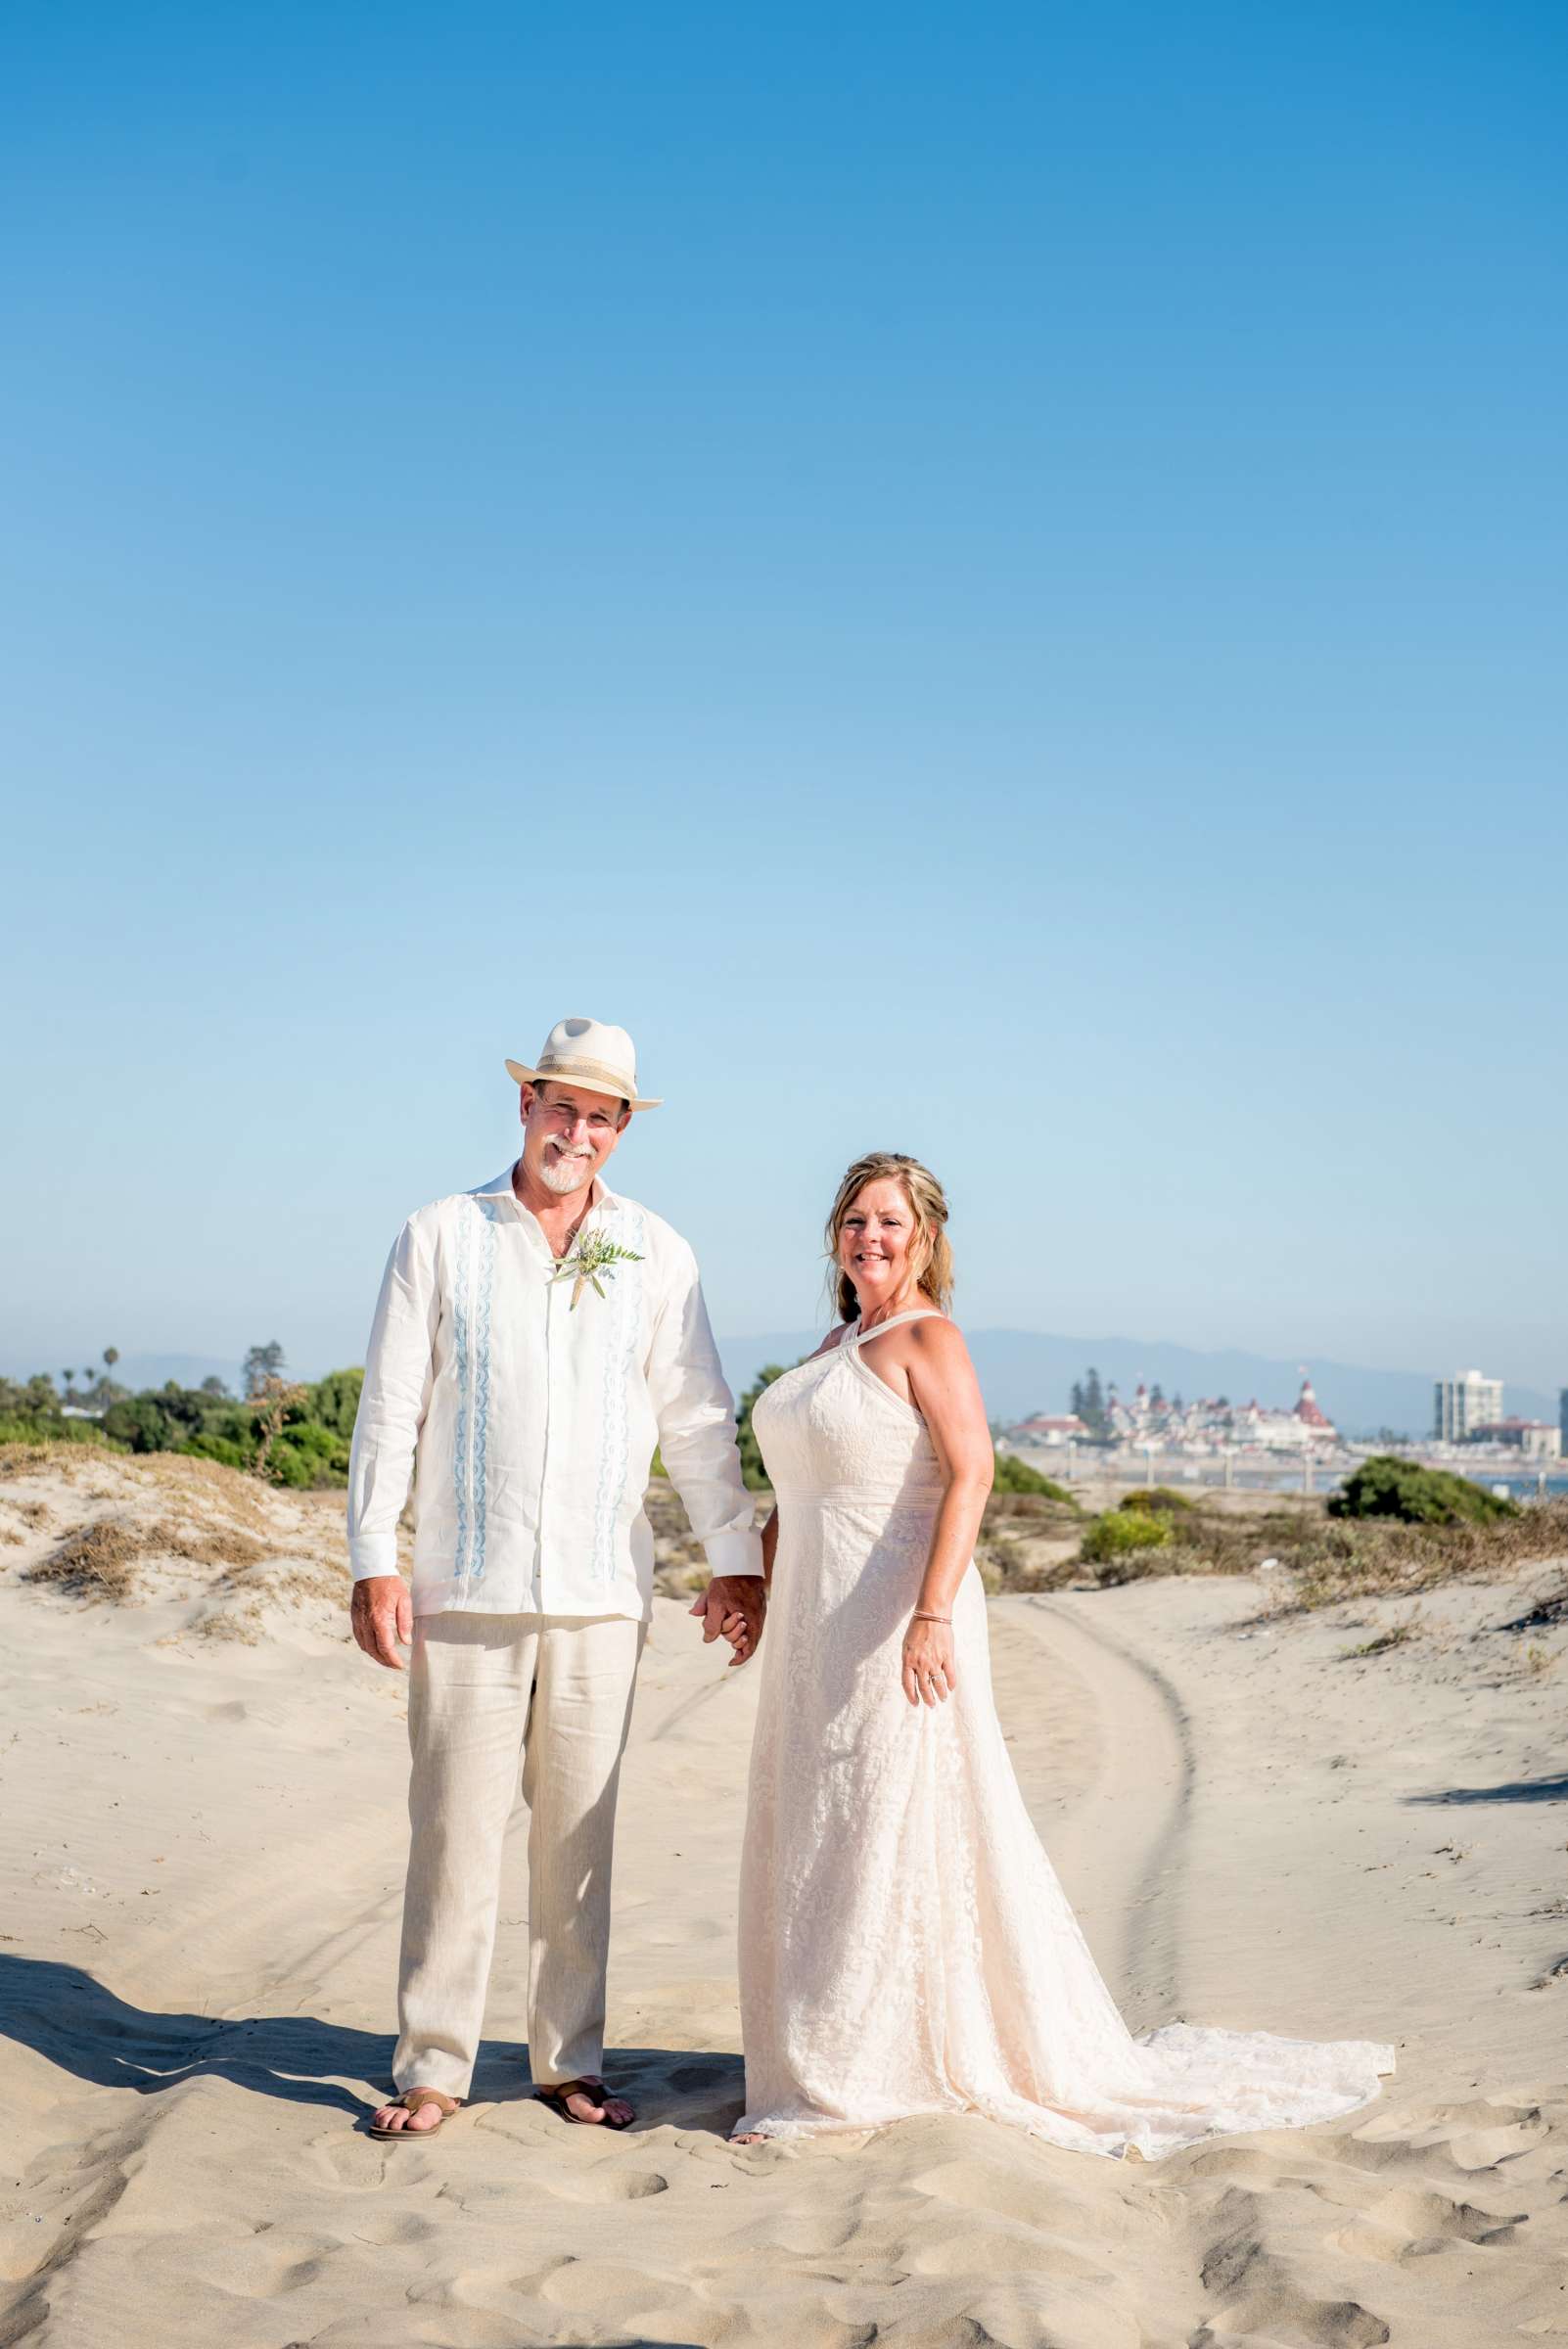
top-left (1076, 1367), bottom-right (1109, 1440)
top-left (308, 1366), bottom-right (364, 1437)
top-left (103, 1396), bottom-right (177, 1452)
top-left (736, 1362), bottom-right (797, 1490)
top-left (103, 1347), bottom-right (119, 1373)
top-left (243, 1341), bottom-right (287, 1398)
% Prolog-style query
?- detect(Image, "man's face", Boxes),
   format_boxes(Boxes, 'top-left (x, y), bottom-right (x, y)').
top-left (519, 1081), bottom-right (628, 1197)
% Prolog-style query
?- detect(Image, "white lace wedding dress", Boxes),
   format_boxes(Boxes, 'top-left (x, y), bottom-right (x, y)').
top-left (734, 1309), bottom-right (1394, 2156)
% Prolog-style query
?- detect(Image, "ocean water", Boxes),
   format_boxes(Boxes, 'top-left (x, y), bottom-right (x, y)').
top-left (1102, 1460), bottom-right (1568, 1503)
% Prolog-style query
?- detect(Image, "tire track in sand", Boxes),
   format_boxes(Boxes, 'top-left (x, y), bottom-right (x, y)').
top-left (1006, 1592), bottom-right (1195, 2029)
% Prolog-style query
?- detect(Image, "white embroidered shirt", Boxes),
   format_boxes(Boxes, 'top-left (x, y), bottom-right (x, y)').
top-left (347, 1165), bottom-right (761, 1618)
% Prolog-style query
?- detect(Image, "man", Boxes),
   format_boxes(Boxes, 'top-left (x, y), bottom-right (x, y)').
top-left (349, 1017), bottom-right (764, 2138)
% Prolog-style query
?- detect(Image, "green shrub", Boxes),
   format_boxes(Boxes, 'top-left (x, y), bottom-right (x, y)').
top-left (102, 1396), bottom-right (177, 1453)
top-left (736, 1362), bottom-right (796, 1491)
top-left (260, 1441), bottom-right (318, 1488)
top-left (1081, 1507), bottom-right (1174, 1564)
top-left (267, 1421), bottom-right (351, 1487)
top-left (1328, 1453), bottom-right (1518, 1527)
top-left (178, 1434), bottom-right (253, 1470)
top-left (308, 1367), bottom-right (365, 1437)
top-left (3, 1361), bottom-right (358, 1490)
top-left (205, 1405), bottom-right (261, 1451)
top-left (991, 1451), bottom-right (1073, 1503)
top-left (0, 1417), bottom-right (115, 1448)
top-left (1121, 1486), bottom-right (1192, 1515)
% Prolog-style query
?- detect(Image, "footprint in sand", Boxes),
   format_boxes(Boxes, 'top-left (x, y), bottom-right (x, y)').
top-left (1330, 2182), bottom-right (1527, 2261)
top-left (178, 2230), bottom-right (341, 2298)
top-left (336, 2207), bottom-right (443, 2247)
top-left (539, 2256), bottom-right (688, 2316)
top-left (543, 2164), bottom-right (670, 2202)
top-left (310, 2131), bottom-right (412, 2190)
top-left (907, 2224), bottom-right (1113, 2284)
top-left (1345, 2096), bottom-right (1550, 2175)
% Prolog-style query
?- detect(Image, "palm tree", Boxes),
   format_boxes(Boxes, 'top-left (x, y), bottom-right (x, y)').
top-left (103, 1347), bottom-right (119, 1372)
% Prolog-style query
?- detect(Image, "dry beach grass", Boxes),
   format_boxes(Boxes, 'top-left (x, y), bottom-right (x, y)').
top-left (1, 1444), bottom-right (1566, 2344)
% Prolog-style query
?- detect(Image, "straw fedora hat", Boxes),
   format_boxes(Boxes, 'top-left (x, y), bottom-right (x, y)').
top-left (504, 1017), bottom-right (663, 1112)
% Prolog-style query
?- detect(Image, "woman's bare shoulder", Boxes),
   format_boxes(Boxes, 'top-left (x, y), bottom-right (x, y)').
top-left (901, 1315), bottom-right (978, 1380)
top-left (904, 1313), bottom-right (967, 1355)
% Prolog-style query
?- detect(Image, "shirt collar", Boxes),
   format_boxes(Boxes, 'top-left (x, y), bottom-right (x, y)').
top-left (473, 1161), bottom-right (622, 1217)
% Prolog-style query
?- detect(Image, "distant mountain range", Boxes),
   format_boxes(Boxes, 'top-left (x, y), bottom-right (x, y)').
top-left (715, 1329), bottom-right (1564, 1442)
top-left (8, 1338), bottom-right (1561, 1446)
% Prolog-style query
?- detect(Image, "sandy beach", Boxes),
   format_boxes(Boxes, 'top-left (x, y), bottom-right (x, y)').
top-left (2, 1447), bottom-right (1565, 2347)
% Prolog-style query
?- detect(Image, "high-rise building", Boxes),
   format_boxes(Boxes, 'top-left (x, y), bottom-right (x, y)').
top-left (1433, 1370), bottom-right (1504, 1443)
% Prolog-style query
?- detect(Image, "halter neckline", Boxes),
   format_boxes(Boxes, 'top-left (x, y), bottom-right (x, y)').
top-left (850, 1306), bottom-right (943, 1347)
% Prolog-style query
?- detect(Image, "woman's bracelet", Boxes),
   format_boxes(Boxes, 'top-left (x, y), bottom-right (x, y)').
top-left (910, 1610), bottom-right (951, 1624)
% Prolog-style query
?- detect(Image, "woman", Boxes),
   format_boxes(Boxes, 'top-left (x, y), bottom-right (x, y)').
top-left (728, 1151), bottom-right (1393, 2155)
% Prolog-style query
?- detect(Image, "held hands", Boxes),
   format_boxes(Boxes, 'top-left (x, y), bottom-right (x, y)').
top-left (350, 1574), bottom-right (413, 1670)
top-left (901, 1612), bottom-right (957, 1707)
top-left (689, 1574), bottom-right (766, 1667)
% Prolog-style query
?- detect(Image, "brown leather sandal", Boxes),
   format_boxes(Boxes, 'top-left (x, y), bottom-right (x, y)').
top-left (368, 2087), bottom-right (463, 2141)
top-left (535, 2075), bottom-right (635, 2129)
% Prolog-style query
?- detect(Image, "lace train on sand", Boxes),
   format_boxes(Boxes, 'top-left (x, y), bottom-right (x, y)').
top-left (736, 1314), bottom-right (1393, 2157)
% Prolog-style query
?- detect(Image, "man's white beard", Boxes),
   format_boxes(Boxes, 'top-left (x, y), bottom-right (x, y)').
top-left (538, 1147), bottom-right (594, 1196)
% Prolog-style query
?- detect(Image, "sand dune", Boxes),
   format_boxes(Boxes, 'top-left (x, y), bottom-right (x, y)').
top-left (2, 1448), bottom-right (1565, 2346)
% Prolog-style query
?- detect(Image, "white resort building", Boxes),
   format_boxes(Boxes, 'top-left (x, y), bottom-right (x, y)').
top-left (1013, 1378), bottom-right (1340, 1458)
top-left (1433, 1370), bottom-right (1504, 1444)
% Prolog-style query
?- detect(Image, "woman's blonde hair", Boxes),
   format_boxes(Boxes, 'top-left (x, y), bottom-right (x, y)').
top-left (825, 1152), bottom-right (954, 1322)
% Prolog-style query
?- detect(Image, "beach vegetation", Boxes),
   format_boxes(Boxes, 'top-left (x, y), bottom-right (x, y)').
top-left (736, 1362), bottom-right (795, 1490)
top-left (0, 1358), bottom-right (362, 1489)
top-left (1121, 1486), bottom-right (1192, 1515)
top-left (1080, 1507), bottom-right (1174, 1568)
top-left (0, 1413), bottom-right (114, 1448)
top-left (1338, 1611), bottom-right (1424, 1659)
top-left (991, 1452), bottom-right (1073, 1502)
top-left (1328, 1453), bottom-right (1519, 1527)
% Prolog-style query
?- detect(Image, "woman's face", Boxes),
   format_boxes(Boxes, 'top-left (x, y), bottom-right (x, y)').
top-left (838, 1177), bottom-right (920, 1311)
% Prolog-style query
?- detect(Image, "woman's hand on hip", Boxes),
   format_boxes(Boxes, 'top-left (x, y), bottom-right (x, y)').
top-left (901, 1615), bottom-right (956, 1707)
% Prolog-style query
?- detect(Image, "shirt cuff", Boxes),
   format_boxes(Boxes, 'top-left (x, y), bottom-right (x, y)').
top-left (348, 1532), bottom-right (402, 1581)
top-left (702, 1526), bottom-right (763, 1580)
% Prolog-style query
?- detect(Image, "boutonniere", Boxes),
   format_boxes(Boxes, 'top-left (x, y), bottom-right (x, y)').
top-left (548, 1230), bottom-right (644, 1310)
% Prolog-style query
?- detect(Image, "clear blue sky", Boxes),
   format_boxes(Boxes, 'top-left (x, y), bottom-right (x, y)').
top-left (3, 3), bottom-right (1564, 1392)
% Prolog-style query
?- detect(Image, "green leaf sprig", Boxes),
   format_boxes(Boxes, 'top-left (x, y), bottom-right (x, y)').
top-left (548, 1231), bottom-right (644, 1309)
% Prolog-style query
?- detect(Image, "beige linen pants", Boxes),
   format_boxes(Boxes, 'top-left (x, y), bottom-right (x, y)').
top-left (392, 1610), bottom-right (646, 2100)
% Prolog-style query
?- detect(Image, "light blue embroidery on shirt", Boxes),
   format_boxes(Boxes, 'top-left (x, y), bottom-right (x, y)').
top-left (591, 1204), bottom-right (646, 1580)
top-left (468, 1196), bottom-right (502, 1582)
top-left (450, 1202), bottom-right (473, 1581)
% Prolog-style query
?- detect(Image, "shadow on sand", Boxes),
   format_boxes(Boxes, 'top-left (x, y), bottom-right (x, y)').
top-left (0, 1954), bottom-right (743, 2130)
top-left (1407, 1773), bottom-right (1568, 1808)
